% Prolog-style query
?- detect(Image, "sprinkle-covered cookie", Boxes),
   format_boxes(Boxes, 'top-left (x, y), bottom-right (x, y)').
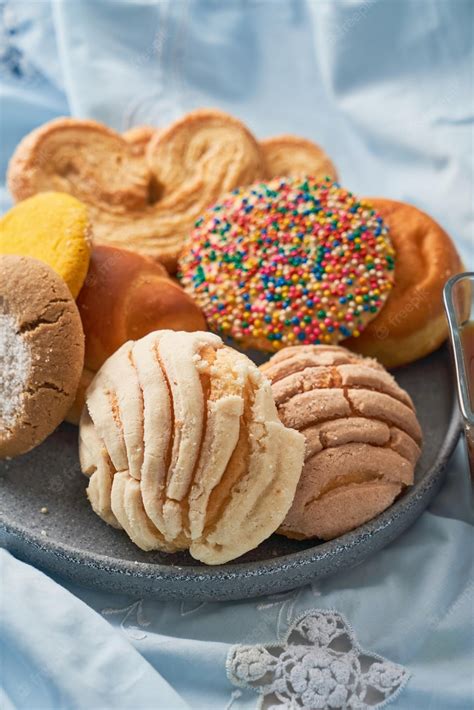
top-left (179, 177), bottom-right (395, 352)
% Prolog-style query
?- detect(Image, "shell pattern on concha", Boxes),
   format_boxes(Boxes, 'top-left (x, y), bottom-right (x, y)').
top-left (79, 330), bottom-right (305, 564)
top-left (261, 345), bottom-right (423, 540)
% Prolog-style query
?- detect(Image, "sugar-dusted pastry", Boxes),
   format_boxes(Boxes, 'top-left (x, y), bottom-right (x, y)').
top-left (123, 125), bottom-right (158, 155)
top-left (79, 330), bottom-right (305, 564)
top-left (179, 177), bottom-right (395, 352)
top-left (0, 192), bottom-right (91, 298)
top-left (261, 344), bottom-right (422, 540)
top-left (344, 199), bottom-right (463, 367)
top-left (76, 244), bottom-right (207, 372)
top-left (261, 134), bottom-right (338, 182)
top-left (0, 256), bottom-right (84, 458)
top-left (8, 109), bottom-right (265, 272)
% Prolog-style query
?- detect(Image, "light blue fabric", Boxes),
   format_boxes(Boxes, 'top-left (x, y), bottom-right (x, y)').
top-left (0, 1), bottom-right (473, 708)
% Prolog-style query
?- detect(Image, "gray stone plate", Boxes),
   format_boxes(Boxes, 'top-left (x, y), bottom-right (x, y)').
top-left (0, 345), bottom-right (460, 601)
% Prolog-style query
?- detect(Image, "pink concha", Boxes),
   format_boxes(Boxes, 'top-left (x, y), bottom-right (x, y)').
top-left (261, 344), bottom-right (422, 540)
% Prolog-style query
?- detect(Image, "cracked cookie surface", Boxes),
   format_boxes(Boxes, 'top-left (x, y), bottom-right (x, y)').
top-left (0, 255), bottom-right (84, 458)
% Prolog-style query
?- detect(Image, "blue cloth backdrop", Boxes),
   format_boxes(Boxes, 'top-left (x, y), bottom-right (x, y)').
top-left (0, 1), bottom-right (473, 708)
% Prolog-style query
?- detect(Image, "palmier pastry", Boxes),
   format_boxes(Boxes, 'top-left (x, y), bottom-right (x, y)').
top-left (261, 134), bottom-right (338, 182)
top-left (122, 125), bottom-right (158, 155)
top-left (8, 109), bottom-right (265, 272)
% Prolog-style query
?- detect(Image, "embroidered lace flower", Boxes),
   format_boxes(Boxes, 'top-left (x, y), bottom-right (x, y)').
top-left (227, 610), bottom-right (409, 709)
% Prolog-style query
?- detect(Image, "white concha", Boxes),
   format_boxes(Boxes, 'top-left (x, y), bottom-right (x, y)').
top-left (79, 330), bottom-right (305, 565)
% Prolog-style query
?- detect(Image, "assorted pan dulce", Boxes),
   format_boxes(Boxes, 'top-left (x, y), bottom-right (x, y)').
top-left (7, 110), bottom-right (336, 272)
top-left (7, 110), bottom-right (263, 272)
top-left (1, 107), bottom-right (464, 564)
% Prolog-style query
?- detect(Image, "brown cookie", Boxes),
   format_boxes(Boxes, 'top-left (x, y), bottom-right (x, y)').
top-left (0, 255), bottom-right (84, 458)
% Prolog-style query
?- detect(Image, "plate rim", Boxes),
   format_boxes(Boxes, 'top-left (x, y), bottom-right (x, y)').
top-left (0, 399), bottom-right (462, 585)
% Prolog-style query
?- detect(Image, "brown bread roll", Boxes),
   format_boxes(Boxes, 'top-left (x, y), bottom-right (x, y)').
top-left (66, 245), bottom-right (207, 424)
top-left (344, 199), bottom-right (463, 367)
top-left (76, 244), bottom-right (207, 373)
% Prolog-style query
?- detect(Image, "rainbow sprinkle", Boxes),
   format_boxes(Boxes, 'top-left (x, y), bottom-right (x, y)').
top-left (179, 177), bottom-right (395, 351)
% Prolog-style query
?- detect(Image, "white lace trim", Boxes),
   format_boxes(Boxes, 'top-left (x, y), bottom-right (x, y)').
top-left (227, 609), bottom-right (410, 709)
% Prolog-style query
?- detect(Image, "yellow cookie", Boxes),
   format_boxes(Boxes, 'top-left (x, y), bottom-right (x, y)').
top-left (0, 192), bottom-right (92, 298)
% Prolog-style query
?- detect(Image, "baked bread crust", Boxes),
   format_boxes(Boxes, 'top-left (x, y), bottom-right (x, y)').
top-left (76, 244), bottom-right (206, 372)
top-left (344, 198), bottom-right (462, 367)
top-left (66, 244), bottom-right (207, 424)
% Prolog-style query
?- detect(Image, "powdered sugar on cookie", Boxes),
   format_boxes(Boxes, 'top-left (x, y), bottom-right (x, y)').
top-left (0, 312), bottom-right (31, 431)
